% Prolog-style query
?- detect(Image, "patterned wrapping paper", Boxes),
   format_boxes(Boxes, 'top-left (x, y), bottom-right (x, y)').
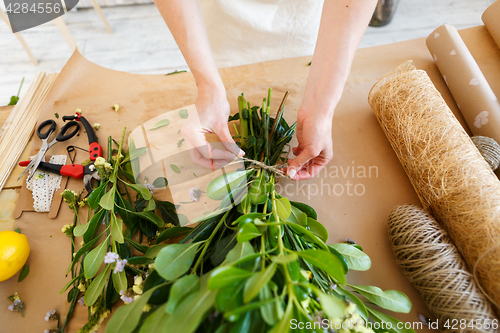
top-left (426, 24), bottom-right (500, 143)
top-left (483, 0), bottom-right (500, 49)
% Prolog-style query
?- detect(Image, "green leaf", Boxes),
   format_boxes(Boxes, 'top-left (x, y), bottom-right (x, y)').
top-left (207, 170), bottom-right (251, 200)
top-left (284, 205), bottom-right (308, 226)
top-left (139, 304), bottom-right (170, 333)
top-left (225, 241), bottom-right (255, 264)
top-left (259, 284), bottom-right (279, 326)
top-left (237, 223), bottom-right (261, 243)
top-left (305, 218), bottom-right (328, 243)
top-left (243, 263), bottom-right (276, 303)
top-left (327, 246), bottom-right (349, 274)
top-left (121, 146), bottom-right (148, 164)
top-left (125, 237), bottom-right (149, 254)
top-left (105, 283), bottom-right (166, 333)
top-left (348, 285), bottom-right (412, 313)
top-left (296, 249), bottom-right (346, 284)
top-left (84, 209), bottom-right (107, 243)
top-left (170, 164), bottom-right (181, 173)
top-left (248, 173), bottom-right (267, 205)
top-left (233, 213), bottom-right (268, 227)
top-left (133, 211), bottom-right (164, 228)
top-left (110, 212), bottom-right (124, 244)
top-left (208, 266), bottom-right (253, 290)
top-left (85, 265), bottom-right (111, 306)
top-left (73, 222), bottom-right (90, 237)
top-left (145, 199), bottom-right (156, 211)
top-left (275, 197), bottom-right (291, 220)
top-left (88, 182), bottom-right (108, 210)
top-left (269, 302), bottom-right (293, 333)
top-left (152, 177), bottom-right (168, 188)
top-left (164, 276), bottom-right (216, 333)
top-left (123, 181), bottom-right (152, 200)
top-left (335, 286), bottom-right (369, 322)
top-left (17, 265), bottom-right (29, 282)
top-left (59, 273), bottom-right (83, 294)
top-left (311, 285), bottom-right (345, 320)
top-left (150, 119), bottom-right (170, 130)
top-left (368, 308), bottom-right (416, 333)
top-left (145, 244), bottom-right (169, 259)
top-left (155, 200), bottom-right (179, 225)
top-left (166, 274), bottom-right (199, 314)
top-left (66, 235), bottom-right (101, 275)
top-left (283, 222), bottom-right (328, 251)
top-left (329, 243), bottom-right (371, 271)
top-left (155, 243), bottom-right (201, 281)
top-left (179, 109), bottom-right (188, 119)
top-left (215, 280), bottom-right (244, 313)
top-left (100, 186), bottom-right (116, 210)
top-left (272, 253), bottom-right (297, 264)
top-left (290, 201), bottom-right (317, 220)
top-left (126, 257), bottom-right (153, 265)
top-left (8, 96), bottom-right (19, 106)
top-left (83, 235), bottom-right (110, 279)
top-left (112, 269), bottom-right (128, 294)
top-left (156, 227), bottom-right (191, 244)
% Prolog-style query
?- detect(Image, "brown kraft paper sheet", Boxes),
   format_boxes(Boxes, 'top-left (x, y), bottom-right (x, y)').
top-left (4, 26), bottom-right (500, 332)
top-left (483, 0), bottom-right (500, 50)
top-left (426, 25), bottom-right (500, 144)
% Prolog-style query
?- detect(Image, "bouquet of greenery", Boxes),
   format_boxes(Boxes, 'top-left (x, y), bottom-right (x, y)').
top-left (61, 90), bottom-right (414, 333)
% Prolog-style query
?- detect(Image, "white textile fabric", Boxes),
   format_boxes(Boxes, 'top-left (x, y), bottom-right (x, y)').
top-left (200, 0), bottom-right (324, 68)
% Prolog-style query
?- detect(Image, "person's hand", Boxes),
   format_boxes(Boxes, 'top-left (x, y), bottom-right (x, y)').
top-left (286, 108), bottom-right (333, 180)
top-left (182, 84), bottom-right (244, 169)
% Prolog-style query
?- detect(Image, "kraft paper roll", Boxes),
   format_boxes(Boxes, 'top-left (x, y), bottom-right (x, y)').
top-left (483, 1), bottom-right (500, 49)
top-left (426, 25), bottom-right (500, 143)
top-left (369, 62), bottom-right (500, 315)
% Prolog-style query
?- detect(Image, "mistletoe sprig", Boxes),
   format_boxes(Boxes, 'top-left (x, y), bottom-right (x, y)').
top-left (102, 90), bottom-right (415, 333)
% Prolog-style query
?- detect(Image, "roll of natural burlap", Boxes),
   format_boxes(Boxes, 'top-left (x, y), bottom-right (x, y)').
top-left (369, 61), bottom-right (500, 314)
top-left (388, 205), bottom-right (498, 332)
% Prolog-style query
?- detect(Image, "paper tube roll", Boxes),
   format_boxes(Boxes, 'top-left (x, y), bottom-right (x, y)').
top-left (483, 1), bottom-right (500, 49)
top-left (369, 62), bottom-right (500, 315)
top-left (426, 25), bottom-right (500, 143)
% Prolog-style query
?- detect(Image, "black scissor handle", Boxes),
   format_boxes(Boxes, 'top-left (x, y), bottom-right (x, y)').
top-left (37, 120), bottom-right (57, 140)
top-left (56, 120), bottom-right (80, 142)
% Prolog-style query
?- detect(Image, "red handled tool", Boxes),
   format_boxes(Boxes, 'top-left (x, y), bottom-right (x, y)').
top-left (17, 119), bottom-right (80, 182)
top-left (62, 114), bottom-right (103, 161)
top-left (18, 160), bottom-right (101, 193)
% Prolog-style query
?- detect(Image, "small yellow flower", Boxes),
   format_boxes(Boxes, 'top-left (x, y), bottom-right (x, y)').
top-left (345, 302), bottom-right (357, 316)
top-left (132, 285), bottom-right (143, 295)
top-left (76, 108), bottom-right (82, 115)
top-left (93, 123), bottom-right (101, 131)
top-left (142, 304), bottom-right (152, 312)
top-left (300, 270), bottom-right (312, 281)
top-left (77, 282), bottom-right (86, 292)
top-left (112, 104), bottom-right (120, 112)
top-left (134, 276), bottom-right (143, 286)
top-left (94, 157), bottom-right (106, 166)
top-left (61, 225), bottom-right (71, 233)
top-left (78, 201), bottom-right (85, 207)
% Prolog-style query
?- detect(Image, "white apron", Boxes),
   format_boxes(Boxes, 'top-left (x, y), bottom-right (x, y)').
top-left (200, 0), bottom-right (324, 68)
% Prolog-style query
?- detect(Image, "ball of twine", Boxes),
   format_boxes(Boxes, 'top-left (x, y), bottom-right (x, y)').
top-left (388, 205), bottom-right (498, 332)
top-left (369, 61), bottom-right (500, 315)
top-left (471, 136), bottom-right (500, 170)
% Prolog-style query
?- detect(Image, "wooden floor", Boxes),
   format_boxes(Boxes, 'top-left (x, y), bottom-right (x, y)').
top-left (0, 0), bottom-right (495, 105)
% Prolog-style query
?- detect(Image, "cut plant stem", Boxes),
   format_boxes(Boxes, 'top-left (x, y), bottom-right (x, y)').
top-left (238, 95), bottom-right (248, 148)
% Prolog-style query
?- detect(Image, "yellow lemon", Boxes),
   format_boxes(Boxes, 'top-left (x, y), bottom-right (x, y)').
top-left (0, 231), bottom-right (30, 282)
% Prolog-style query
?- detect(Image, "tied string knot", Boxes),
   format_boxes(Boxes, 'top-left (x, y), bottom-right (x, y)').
top-left (225, 157), bottom-right (290, 179)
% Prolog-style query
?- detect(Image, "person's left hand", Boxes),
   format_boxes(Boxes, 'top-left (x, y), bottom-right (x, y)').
top-left (285, 107), bottom-right (334, 180)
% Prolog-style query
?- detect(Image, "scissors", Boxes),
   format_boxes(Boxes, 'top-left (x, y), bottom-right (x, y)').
top-left (17, 119), bottom-right (80, 182)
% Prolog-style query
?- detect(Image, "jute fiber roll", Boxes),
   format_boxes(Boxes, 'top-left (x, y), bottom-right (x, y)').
top-left (472, 136), bottom-right (500, 171)
top-left (388, 205), bottom-right (498, 332)
top-left (369, 62), bottom-right (500, 314)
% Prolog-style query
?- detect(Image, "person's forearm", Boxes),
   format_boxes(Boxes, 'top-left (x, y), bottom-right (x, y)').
top-left (302, 0), bottom-right (378, 118)
top-left (154, 0), bottom-right (224, 92)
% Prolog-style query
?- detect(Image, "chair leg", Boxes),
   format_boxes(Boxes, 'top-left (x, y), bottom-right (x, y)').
top-left (90, 0), bottom-right (114, 34)
top-left (53, 17), bottom-right (77, 51)
top-left (0, 10), bottom-right (38, 65)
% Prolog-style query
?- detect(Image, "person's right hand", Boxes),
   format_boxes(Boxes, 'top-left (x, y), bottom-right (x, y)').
top-left (182, 84), bottom-right (244, 169)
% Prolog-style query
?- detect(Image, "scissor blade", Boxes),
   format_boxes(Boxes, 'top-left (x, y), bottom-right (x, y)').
top-left (16, 158), bottom-right (36, 181)
top-left (24, 153), bottom-right (45, 182)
